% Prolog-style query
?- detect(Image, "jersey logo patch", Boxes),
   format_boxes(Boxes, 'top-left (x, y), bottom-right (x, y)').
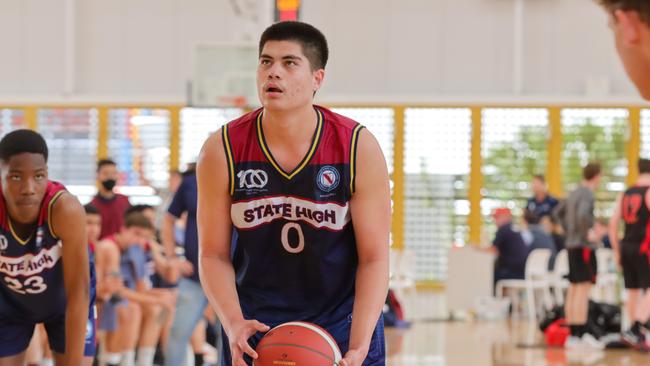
top-left (237, 169), bottom-right (269, 189)
top-left (316, 166), bottom-right (340, 192)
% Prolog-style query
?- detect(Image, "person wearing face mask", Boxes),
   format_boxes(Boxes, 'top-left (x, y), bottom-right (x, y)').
top-left (91, 159), bottom-right (132, 240)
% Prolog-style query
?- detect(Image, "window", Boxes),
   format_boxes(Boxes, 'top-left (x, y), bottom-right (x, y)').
top-left (38, 108), bottom-right (98, 204)
top-left (481, 108), bottom-right (548, 236)
top-left (330, 108), bottom-right (394, 173)
top-left (561, 108), bottom-right (628, 217)
top-left (0, 109), bottom-right (27, 133)
top-left (107, 108), bottom-right (170, 205)
top-left (639, 109), bottom-right (650, 160)
top-left (404, 108), bottom-right (471, 281)
top-left (179, 108), bottom-right (243, 170)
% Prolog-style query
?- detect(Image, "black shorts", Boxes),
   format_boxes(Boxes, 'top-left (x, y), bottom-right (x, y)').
top-left (568, 247), bottom-right (597, 284)
top-left (621, 243), bottom-right (650, 289)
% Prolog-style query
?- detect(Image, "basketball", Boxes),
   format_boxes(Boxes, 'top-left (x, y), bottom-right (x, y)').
top-left (254, 322), bottom-right (342, 366)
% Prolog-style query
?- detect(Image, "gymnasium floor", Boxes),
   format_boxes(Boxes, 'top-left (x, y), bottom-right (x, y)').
top-left (387, 292), bottom-right (648, 366)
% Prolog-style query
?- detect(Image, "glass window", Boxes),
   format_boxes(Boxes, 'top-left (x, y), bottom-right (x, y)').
top-left (561, 108), bottom-right (628, 218)
top-left (180, 108), bottom-right (243, 170)
top-left (481, 108), bottom-right (548, 236)
top-left (38, 108), bottom-right (98, 204)
top-left (404, 108), bottom-right (471, 281)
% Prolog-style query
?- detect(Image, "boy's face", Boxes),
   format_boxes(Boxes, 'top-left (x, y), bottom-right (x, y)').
top-left (257, 40), bottom-right (324, 111)
top-left (1, 153), bottom-right (48, 225)
top-left (531, 178), bottom-right (546, 196)
top-left (121, 226), bottom-right (152, 247)
top-left (86, 213), bottom-right (101, 244)
top-left (610, 10), bottom-right (650, 100)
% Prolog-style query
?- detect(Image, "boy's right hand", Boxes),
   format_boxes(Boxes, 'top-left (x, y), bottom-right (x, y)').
top-left (228, 319), bottom-right (270, 366)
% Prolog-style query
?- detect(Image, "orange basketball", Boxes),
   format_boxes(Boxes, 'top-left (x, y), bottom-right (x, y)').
top-left (254, 321), bottom-right (342, 366)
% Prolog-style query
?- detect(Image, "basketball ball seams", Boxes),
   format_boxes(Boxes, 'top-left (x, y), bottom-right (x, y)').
top-left (256, 321), bottom-right (344, 365)
top-left (274, 321), bottom-right (342, 361)
top-left (254, 343), bottom-right (337, 365)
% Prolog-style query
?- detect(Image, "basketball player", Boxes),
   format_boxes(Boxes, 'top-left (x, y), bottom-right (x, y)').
top-left (553, 163), bottom-right (603, 349)
top-left (609, 158), bottom-right (650, 350)
top-left (0, 129), bottom-right (95, 365)
top-left (197, 21), bottom-right (390, 366)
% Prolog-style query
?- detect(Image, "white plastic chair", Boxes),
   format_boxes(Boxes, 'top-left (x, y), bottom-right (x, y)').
top-left (496, 249), bottom-right (554, 321)
top-left (593, 248), bottom-right (619, 304)
top-left (389, 248), bottom-right (417, 298)
top-left (551, 249), bottom-right (569, 306)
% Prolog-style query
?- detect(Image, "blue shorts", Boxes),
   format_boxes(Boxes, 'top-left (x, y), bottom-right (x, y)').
top-left (99, 297), bottom-right (128, 332)
top-left (219, 314), bottom-right (385, 366)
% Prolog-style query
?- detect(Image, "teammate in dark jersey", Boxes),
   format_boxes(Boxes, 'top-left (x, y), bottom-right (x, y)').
top-left (609, 158), bottom-right (650, 350)
top-left (197, 22), bottom-right (390, 366)
top-left (0, 129), bottom-right (93, 365)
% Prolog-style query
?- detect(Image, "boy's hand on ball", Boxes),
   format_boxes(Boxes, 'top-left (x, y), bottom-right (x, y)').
top-left (229, 319), bottom-right (270, 366)
top-left (339, 348), bottom-right (367, 366)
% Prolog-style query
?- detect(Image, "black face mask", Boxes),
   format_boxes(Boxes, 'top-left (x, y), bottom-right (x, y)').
top-left (101, 179), bottom-right (117, 191)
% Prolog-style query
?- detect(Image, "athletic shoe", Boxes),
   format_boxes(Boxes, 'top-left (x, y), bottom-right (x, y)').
top-left (565, 335), bottom-right (583, 349)
top-left (580, 333), bottom-right (605, 350)
top-left (622, 329), bottom-right (650, 352)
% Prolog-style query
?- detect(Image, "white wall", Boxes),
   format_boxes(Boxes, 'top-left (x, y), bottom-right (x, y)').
top-left (307, 0), bottom-right (636, 100)
top-left (0, 0), bottom-right (640, 102)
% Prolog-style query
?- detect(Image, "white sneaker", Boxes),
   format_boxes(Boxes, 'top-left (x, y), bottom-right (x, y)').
top-left (580, 333), bottom-right (605, 350)
top-left (565, 335), bottom-right (583, 349)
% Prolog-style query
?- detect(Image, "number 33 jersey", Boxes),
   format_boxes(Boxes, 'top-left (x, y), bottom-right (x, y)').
top-left (0, 181), bottom-right (68, 321)
top-left (223, 106), bottom-right (364, 326)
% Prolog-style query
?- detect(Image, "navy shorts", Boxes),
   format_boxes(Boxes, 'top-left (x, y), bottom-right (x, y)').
top-left (0, 301), bottom-right (96, 357)
top-left (0, 262), bottom-right (97, 357)
top-left (219, 314), bottom-right (385, 366)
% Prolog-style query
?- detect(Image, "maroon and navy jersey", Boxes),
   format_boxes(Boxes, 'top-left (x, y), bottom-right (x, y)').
top-left (622, 186), bottom-right (650, 246)
top-left (223, 106), bottom-right (364, 327)
top-left (0, 181), bottom-right (68, 321)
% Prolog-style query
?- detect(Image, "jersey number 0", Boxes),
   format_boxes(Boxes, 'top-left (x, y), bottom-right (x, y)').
top-left (281, 223), bottom-right (305, 253)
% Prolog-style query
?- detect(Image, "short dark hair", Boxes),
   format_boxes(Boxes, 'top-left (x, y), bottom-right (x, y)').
top-left (84, 204), bottom-right (100, 216)
top-left (583, 162), bottom-right (602, 180)
top-left (639, 158), bottom-right (650, 174)
top-left (598, 0), bottom-right (650, 24)
top-left (259, 21), bottom-right (329, 70)
top-left (97, 158), bottom-right (116, 172)
top-left (532, 174), bottom-right (546, 183)
top-left (123, 212), bottom-right (154, 231)
top-left (523, 209), bottom-right (539, 225)
top-left (0, 129), bottom-right (48, 163)
top-left (125, 204), bottom-right (154, 217)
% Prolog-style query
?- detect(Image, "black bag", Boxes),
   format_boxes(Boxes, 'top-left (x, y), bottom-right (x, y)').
top-left (588, 301), bottom-right (621, 337)
top-left (539, 305), bottom-right (565, 332)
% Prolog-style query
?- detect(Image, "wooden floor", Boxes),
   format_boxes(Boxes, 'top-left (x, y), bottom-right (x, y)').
top-left (385, 320), bottom-right (649, 366)
top-left (383, 290), bottom-right (649, 366)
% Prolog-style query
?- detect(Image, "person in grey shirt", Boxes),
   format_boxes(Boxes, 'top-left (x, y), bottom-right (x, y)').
top-left (553, 162), bottom-right (602, 349)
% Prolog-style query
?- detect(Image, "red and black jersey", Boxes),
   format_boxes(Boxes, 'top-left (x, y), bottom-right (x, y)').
top-left (622, 186), bottom-right (650, 246)
top-left (222, 105), bottom-right (364, 327)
